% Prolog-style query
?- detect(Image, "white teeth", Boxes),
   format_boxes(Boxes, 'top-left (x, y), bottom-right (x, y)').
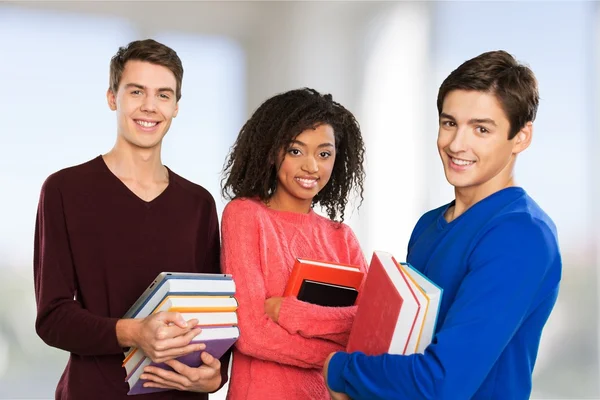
top-left (136, 120), bottom-right (158, 128)
top-left (296, 178), bottom-right (318, 188)
top-left (451, 157), bottom-right (474, 166)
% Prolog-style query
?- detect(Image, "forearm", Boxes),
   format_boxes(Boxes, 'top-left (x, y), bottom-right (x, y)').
top-left (236, 314), bottom-right (344, 368)
top-left (116, 318), bottom-right (142, 348)
top-left (278, 297), bottom-right (356, 345)
top-left (327, 351), bottom-right (440, 400)
top-left (35, 301), bottom-right (123, 356)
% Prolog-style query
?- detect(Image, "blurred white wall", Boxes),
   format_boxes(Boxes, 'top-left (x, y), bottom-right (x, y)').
top-left (0, 1), bottom-right (596, 399)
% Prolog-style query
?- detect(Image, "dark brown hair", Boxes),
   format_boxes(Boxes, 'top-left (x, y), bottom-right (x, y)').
top-left (221, 88), bottom-right (366, 223)
top-left (437, 50), bottom-right (539, 139)
top-left (109, 39), bottom-right (184, 101)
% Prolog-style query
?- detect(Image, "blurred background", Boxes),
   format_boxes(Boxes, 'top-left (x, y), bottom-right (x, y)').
top-left (0, 1), bottom-right (597, 399)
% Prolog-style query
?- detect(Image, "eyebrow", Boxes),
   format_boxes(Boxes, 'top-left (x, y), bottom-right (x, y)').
top-left (290, 139), bottom-right (335, 148)
top-left (440, 113), bottom-right (497, 127)
top-left (124, 83), bottom-right (175, 94)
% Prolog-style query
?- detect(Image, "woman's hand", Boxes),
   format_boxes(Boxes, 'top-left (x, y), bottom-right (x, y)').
top-left (264, 297), bottom-right (283, 322)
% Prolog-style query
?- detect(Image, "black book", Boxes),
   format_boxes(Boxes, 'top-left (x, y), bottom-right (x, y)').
top-left (297, 279), bottom-right (359, 307)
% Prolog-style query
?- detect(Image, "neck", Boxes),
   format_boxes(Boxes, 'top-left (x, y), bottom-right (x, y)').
top-left (446, 154), bottom-right (519, 222)
top-left (103, 140), bottom-right (165, 185)
top-left (267, 191), bottom-right (312, 214)
top-left (449, 176), bottom-right (515, 222)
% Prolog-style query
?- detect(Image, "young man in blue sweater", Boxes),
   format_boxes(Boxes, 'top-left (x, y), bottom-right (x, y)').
top-left (323, 50), bottom-right (562, 399)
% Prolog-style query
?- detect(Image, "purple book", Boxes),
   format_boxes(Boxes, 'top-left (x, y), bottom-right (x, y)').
top-left (127, 336), bottom-right (238, 395)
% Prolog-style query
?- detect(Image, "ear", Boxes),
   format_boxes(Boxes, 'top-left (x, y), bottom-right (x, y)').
top-left (173, 101), bottom-right (179, 118)
top-left (512, 121), bottom-right (533, 155)
top-left (107, 88), bottom-right (117, 111)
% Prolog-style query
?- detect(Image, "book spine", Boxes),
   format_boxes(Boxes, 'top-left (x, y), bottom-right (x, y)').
top-left (283, 259), bottom-right (302, 296)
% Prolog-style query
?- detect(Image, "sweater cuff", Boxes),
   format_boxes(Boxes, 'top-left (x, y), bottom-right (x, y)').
top-left (277, 296), bottom-right (310, 334)
top-left (327, 351), bottom-right (350, 393)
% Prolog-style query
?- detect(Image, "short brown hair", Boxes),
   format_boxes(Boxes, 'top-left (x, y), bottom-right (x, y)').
top-left (437, 50), bottom-right (539, 139)
top-left (109, 39), bottom-right (184, 101)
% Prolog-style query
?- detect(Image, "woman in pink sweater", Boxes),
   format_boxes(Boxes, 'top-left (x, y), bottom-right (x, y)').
top-left (220, 88), bottom-right (368, 400)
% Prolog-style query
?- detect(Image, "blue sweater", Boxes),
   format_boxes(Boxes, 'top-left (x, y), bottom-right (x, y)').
top-left (328, 187), bottom-right (561, 399)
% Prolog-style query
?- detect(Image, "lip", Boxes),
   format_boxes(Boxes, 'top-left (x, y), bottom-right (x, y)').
top-left (447, 154), bottom-right (476, 172)
top-left (133, 119), bottom-right (161, 133)
top-left (295, 176), bottom-right (319, 189)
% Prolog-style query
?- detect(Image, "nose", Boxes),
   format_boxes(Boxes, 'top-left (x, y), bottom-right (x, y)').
top-left (447, 126), bottom-right (469, 154)
top-left (140, 94), bottom-right (157, 113)
top-left (302, 156), bottom-right (319, 173)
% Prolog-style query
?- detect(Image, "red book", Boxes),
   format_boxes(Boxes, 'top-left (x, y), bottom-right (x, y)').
top-left (283, 258), bottom-right (364, 307)
top-left (347, 251), bottom-right (421, 355)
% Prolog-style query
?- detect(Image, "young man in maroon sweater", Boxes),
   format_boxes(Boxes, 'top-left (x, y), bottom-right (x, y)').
top-left (33, 39), bottom-right (229, 399)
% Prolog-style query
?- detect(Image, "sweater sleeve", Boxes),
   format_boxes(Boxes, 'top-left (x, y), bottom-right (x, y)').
top-left (33, 175), bottom-right (123, 355)
top-left (327, 214), bottom-right (561, 399)
top-left (221, 202), bottom-right (344, 369)
top-left (277, 227), bottom-right (368, 346)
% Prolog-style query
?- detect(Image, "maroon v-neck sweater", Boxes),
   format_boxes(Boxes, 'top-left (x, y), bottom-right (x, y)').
top-left (33, 156), bottom-right (228, 400)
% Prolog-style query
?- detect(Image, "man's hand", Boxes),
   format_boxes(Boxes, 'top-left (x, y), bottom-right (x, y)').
top-left (323, 352), bottom-right (350, 400)
top-left (132, 312), bottom-right (205, 363)
top-left (264, 297), bottom-right (283, 323)
top-left (140, 351), bottom-right (222, 393)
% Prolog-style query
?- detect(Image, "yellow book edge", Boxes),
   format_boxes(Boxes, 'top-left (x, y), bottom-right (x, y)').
top-left (395, 260), bottom-right (430, 353)
top-left (122, 294), bottom-right (237, 366)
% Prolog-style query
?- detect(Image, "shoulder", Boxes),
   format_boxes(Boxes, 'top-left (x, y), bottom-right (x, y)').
top-left (311, 212), bottom-right (357, 238)
top-left (223, 197), bottom-right (264, 219)
top-left (168, 169), bottom-right (216, 209)
top-left (471, 196), bottom-right (561, 276)
top-left (416, 203), bottom-right (447, 228)
top-left (408, 203), bottom-right (448, 247)
top-left (484, 192), bottom-right (559, 248)
top-left (41, 156), bottom-right (102, 194)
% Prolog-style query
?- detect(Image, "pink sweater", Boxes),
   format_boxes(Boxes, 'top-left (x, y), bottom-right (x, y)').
top-left (221, 198), bottom-right (367, 400)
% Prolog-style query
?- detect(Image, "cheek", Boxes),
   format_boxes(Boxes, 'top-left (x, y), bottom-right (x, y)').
top-left (321, 160), bottom-right (336, 180)
top-left (161, 104), bottom-right (178, 118)
top-left (277, 158), bottom-right (293, 180)
top-left (118, 101), bottom-right (138, 118)
top-left (437, 132), bottom-right (449, 150)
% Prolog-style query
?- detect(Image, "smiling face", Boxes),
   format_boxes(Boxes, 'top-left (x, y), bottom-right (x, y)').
top-left (107, 60), bottom-right (179, 151)
top-left (269, 124), bottom-right (336, 213)
top-left (437, 89), bottom-right (532, 201)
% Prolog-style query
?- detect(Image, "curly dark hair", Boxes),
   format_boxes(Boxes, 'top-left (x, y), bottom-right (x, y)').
top-left (221, 88), bottom-right (366, 223)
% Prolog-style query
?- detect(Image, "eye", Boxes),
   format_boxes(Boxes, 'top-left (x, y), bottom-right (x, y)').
top-left (287, 148), bottom-right (302, 156)
top-left (131, 90), bottom-right (142, 96)
top-left (159, 93), bottom-right (171, 100)
top-left (319, 151), bottom-right (332, 159)
top-left (476, 126), bottom-right (489, 134)
top-left (441, 120), bottom-right (456, 127)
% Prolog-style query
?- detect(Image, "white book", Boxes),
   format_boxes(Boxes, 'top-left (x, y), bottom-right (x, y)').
top-left (124, 272), bottom-right (236, 319)
top-left (400, 262), bottom-right (443, 353)
top-left (398, 262), bottom-right (429, 354)
top-left (153, 295), bottom-right (239, 313)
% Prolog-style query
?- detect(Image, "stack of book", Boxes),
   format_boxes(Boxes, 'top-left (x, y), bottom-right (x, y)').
top-left (347, 251), bottom-right (443, 356)
top-left (122, 272), bottom-right (239, 395)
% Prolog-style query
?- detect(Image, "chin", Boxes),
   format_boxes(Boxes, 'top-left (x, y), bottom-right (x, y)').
top-left (128, 135), bottom-right (163, 148)
top-left (445, 175), bottom-right (471, 189)
top-left (296, 195), bottom-right (316, 202)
